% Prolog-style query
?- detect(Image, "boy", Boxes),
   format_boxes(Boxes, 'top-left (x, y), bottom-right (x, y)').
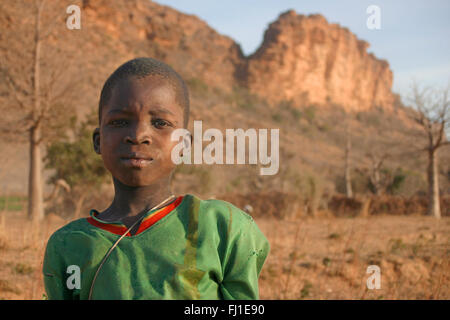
top-left (42, 57), bottom-right (270, 300)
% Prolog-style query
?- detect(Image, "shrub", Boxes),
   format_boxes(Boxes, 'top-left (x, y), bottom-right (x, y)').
top-left (226, 85), bottom-right (262, 111)
top-left (272, 113), bottom-right (283, 123)
top-left (44, 110), bottom-right (109, 217)
top-left (14, 263), bottom-right (33, 275)
top-left (304, 105), bottom-right (316, 123)
top-left (300, 281), bottom-right (313, 299)
top-left (186, 77), bottom-right (209, 96)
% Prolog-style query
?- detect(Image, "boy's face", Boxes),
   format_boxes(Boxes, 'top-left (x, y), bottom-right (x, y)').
top-left (93, 75), bottom-right (185, 187)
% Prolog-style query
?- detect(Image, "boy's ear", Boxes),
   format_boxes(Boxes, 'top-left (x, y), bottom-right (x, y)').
top-left (93, 128), bottom-right (101, 154)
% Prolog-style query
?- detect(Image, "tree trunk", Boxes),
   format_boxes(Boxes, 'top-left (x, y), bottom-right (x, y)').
top-left (359, 196), bottom-right (372, 218)
top-left (372, 168), bottom-right (381, 196)
top-left (345, 127), bottom-right (353, 198)
top-left (28, 124), bottom-right (44, 221)
top-left (27, 0), bottom-right (44, 222)
top-left (427, 150), bottom-right (441, 219)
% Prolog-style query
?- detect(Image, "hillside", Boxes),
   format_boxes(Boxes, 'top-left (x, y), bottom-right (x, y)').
top-left (0, 0), bottom-right (448, 213)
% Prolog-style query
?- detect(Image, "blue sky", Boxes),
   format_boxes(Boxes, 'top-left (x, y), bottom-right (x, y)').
top-left (154, 0), bottom-right (450, 101)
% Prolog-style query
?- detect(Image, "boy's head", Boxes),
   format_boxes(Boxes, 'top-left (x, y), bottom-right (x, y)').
top-left (93, 57), bottom-right (190, 187)
top-left (98, 57), bottom-right (190, 128)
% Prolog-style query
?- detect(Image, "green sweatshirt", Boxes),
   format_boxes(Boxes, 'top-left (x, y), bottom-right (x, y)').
top-left (42, 193), bottom-right (270, 300)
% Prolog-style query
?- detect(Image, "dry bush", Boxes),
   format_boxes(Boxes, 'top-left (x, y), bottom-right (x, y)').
top-left (331, 194), bottom-right (449, 217)
top-left (220, 191), bottom-right (306, 219)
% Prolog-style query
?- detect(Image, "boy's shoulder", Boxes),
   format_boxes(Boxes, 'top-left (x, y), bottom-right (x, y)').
top-left (52, 217), bottom-right (90, 233)
top-left (189, 193), bottom-right (256, 227)
top-left (46, 217), bottom-right (93, 245)
top-left (192, 194), bottom-right (269, 251)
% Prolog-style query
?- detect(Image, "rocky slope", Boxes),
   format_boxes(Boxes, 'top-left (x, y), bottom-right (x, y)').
top-left (0, 0), bottom-right (426, 195)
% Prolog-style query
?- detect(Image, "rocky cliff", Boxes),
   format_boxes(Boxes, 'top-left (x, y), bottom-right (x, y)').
top-left (79, 1), bottom-right (395, 112)
top-left (243, 10), bottom-right (395, 111)
top-left (1, 0), bottom-right (397, 120)
top-left (82, 0), bottom-right (245, 91)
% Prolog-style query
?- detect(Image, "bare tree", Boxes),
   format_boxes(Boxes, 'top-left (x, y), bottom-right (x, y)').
top-left (408, 82), bottom-right (450, 219)
top-left (0, 0), bottom-right (78, 221)
top-left (344, 124), bottom-right (353, 198)
top-left (367, 152), bottom-right (390, 196)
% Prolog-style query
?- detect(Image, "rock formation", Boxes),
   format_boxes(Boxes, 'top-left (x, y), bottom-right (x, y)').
top-left (82, 0), bottom-right (245, 90)
top-left (1, 0), bottom-right (397, 119)
top-left (243, 10), bottom-right (395, 111)
top-left (80, 1), bottom-right (396, 111)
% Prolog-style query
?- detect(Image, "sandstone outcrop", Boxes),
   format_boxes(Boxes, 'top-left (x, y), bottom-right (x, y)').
top-left (82, 0), bottom-right (245, 91)
top-left (81, 1), bottom-right (395, 111)
top-left (243, 10), bottom-right (395, 111)
top-left (1, 0), bottom-right (397, 118)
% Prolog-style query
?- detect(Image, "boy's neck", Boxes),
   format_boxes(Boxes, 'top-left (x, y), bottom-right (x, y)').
top-left (102, 177), bottom-right (175, 221)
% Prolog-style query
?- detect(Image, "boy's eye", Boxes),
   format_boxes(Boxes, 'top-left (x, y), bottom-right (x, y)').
top-left (152, 119), bottom-right (171, 128)
top-left (109, 119), bottom-right (128, 127)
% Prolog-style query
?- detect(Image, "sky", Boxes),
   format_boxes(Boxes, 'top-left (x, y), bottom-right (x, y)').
top-left (153, 0), bottom-right (450, 101)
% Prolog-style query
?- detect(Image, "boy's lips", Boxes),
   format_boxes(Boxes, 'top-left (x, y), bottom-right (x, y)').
top-left (120, 153), bottom-right (154, 168)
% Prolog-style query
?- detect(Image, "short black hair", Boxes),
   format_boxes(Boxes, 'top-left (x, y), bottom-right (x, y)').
top-left (99, 57), bottom-right (190, 127)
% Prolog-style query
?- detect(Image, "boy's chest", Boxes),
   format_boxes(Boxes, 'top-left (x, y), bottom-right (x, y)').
top-left (64, 227), bottom-right (223, 299)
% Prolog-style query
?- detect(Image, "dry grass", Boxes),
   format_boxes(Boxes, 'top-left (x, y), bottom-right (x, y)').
top-left (0, 210), bottom-right (66, 300)
top-left (0, 209), bottom-right (448, 300)
top-left (256, 214), bottom-right (449, 299)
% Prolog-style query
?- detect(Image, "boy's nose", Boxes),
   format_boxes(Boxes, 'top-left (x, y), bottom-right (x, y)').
top-left (124, 123), bottom-right (152, 145)
top-left (125, 135), bottom-right (151, 145)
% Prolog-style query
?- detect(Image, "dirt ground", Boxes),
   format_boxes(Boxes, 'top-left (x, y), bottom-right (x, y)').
top-left (0, 210), bottom-right (448, 300)
top-left (257, 214), bottom-right (449, 299)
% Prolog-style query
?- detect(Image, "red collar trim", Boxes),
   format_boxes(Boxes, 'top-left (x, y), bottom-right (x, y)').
top-left (86, 196), bottom-right (184, 236)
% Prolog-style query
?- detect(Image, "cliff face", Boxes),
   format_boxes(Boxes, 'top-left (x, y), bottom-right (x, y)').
top-left (80, 2), bottom-right (395, 111)
top-left (82, 0), bottom-right (244, 91)
top-left (1, 0), bottom-right (396, 117)
top-left (244, 10), bottom-right (395, 111)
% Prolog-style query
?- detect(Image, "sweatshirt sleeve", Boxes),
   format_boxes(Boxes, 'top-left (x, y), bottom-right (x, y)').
top-left (220, 208), bottom-right (270, 300)
top-left (42, 232), bottom-right (75, 300)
